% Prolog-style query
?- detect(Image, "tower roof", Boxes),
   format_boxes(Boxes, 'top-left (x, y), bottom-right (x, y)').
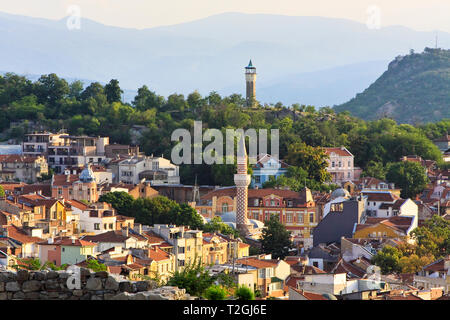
top-left (246, 59), bottom-right (255, 69)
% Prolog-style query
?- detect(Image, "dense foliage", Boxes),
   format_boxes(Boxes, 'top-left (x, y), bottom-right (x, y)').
top-left (1, 71), bottom-right (448, 188)
top-left (204, 285), bottom-right (228, 300)
top-left (235, 285), bottom-right (255, 300)
top-left (335, 48), bottom-right (450, 123)
top-left (99, 193), bottom-right (238, 238)
top-left (372, 216), bottom-right (450, 274)
top-left (385, 161), bottom-right (430, 198)
top-left (98, 193), bottom-right (204, 230)
top-left (260, 214), bottom-right (292, 259)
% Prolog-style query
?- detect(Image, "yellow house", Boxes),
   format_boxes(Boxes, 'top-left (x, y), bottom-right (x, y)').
top-left (202, 233), bottom-right (229, 265)
top-left (353, 217), bottom-right (414, 241)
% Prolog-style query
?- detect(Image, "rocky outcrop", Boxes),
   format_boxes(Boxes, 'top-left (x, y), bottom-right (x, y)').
top-left (0, 269), bottom-right (195, 300)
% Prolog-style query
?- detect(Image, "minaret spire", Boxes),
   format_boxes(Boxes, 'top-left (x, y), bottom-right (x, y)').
top-left (234, 134), bottom-right (252, 235)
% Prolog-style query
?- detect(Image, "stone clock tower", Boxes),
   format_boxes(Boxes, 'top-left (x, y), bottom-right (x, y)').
top-left (245, 60), bottom-right (257, 107)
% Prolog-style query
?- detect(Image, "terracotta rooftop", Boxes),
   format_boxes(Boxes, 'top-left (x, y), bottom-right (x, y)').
top-left (236, 257), bottom-right (280, 269)
top-left (52, 174), bottom-right (80, 186)
top-left (38, 237), bottom-right (96, 247)
top-left (323, 147), bottom-right (353, 157)
top-left (289, 287), bottom-right (329, 300)
top-left (4, 225), bottom-right (42, 244)
top-left (362, 192), bottom-right (397, 202)
top-left (0, 155), bottom-right (42, 163)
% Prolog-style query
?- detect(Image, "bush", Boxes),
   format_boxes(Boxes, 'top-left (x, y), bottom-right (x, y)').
top-left (235, 285), bottom-right (255, 300)
top-left (204, 285), bottom-right (227, 300)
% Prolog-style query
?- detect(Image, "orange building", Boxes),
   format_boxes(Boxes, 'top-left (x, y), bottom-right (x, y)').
top-left (196, 187), bottom-right (318, 248)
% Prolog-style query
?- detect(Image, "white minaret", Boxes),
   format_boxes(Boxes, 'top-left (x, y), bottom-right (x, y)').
top-left (234, 135), bottom-right (252, 234)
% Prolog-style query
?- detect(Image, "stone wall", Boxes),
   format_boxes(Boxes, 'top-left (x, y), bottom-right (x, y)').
top-left (0, 269), bottom-right (196, 300)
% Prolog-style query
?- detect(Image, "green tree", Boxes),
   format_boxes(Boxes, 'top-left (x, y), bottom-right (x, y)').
top-left (202, 216), bottom-right (240, 238)
top-left (167, 260), bottom-right (215, 297)
top-left (104, 79), bottom-right (123, 103)
top-left (386, 161), bottom-right (429, 199)
top-left (260, 214), bottom-right (292, 259)
top-left (285, 142), bottom-right (331, 183)
top-left (371, 246), bottom-right (402, 274)
top-left (411, 215), bottom-right (450, 258)
top-left (86, 259), bottom-right (107, 272)
top-left (33, 73), bottom-right (69, 107)
top-left (133, 85), bottom-right (165, 111)
top-left (204, 285), bottom-right (227, 300)
top-left (363, 160), bottom-right (387, 180)
top-left (235, 285), bottom-right (255, 300)
top-left (0, 185), bottom-right (6, 198)
top-left (98, 191), bottom-right (135, 217)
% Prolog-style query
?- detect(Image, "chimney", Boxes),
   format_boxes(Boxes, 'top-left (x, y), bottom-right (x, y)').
top-left (122, 227), bottom-right (129, 238)
top-left (48, 237), bottom-right (54, 244)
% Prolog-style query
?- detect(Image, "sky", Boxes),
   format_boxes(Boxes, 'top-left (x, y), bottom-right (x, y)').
top-left (0, 0), bottom-right (449, 32)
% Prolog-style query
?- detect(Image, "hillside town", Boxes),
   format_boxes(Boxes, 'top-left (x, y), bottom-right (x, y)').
top-left (0, 125), bottom-right (449, 301)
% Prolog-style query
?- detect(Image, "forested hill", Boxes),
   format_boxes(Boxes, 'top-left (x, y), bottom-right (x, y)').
top-left (334, 48), bottom-right (450, 123)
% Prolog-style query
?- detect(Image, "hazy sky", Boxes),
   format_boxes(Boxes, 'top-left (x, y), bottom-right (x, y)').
top-left (0, 0), bottom-right (449, 32)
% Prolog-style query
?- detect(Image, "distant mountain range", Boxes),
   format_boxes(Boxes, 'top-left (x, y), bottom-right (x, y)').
top-left (1, 11), bottom-right (450, 107)
top-left (334, 48), bottom-right (450, 123)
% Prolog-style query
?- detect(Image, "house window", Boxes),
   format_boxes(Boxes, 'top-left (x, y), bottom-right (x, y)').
top-left (348, 161), bottom-right (351, 167)
top-left (297, 213), bottom-right (303, 223)
top-left (309, 213), bottom-right (314, 223)
top-left (109, 223), bottom-right (113, 229)
top-left (222, 203), bottom-right (229, 213)
top-left (347, 172), bottom-right (351, 178)
top-left (254, 199), bottom-right (259, 206)
top-left (62, 248), bottom-right (65, 252)
top-left (254, 176), bottom-right (261, 184)
top-left (287, 200), bottom-right (293, 207)
top-left (94, 223), bottom-right (100, 230)
top-left (270, 200), bottom-right (275, 206)
top-left (331, 161), bottom-right (335, 167)
top-left (104, 223), bottom-right (107, 229)
top-left (287, 213), bottom-right (292, 223)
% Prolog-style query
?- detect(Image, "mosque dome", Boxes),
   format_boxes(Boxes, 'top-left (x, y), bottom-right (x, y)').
top-left (79, 164), bottom-right (95, 183)
top-left (215, 211), bottom-right (264, 230)
top-left (330, 188), bottom-right (350, 200)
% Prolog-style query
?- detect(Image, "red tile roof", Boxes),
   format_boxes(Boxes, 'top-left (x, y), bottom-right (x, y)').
top-left (38, 237), bottom-right (96, 247)
top-left (0, 155), bottom-right (43, 163)
top-left (5, 225), bottom-right (42, 244)
top-left (201, 187), bottom-right (308, 201)
top-left (52, 174), bottom-right (80, 186)
top-left (290, 287), bottom-right (328, 300)
top-left (323, 147), bottom-right (353, 157)
top-left (362, 192), bottom-right (396, 202)
top-left (236, 257), bottom-right (279, 269)
top-left (148, 247), bottom-right (171, 261)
